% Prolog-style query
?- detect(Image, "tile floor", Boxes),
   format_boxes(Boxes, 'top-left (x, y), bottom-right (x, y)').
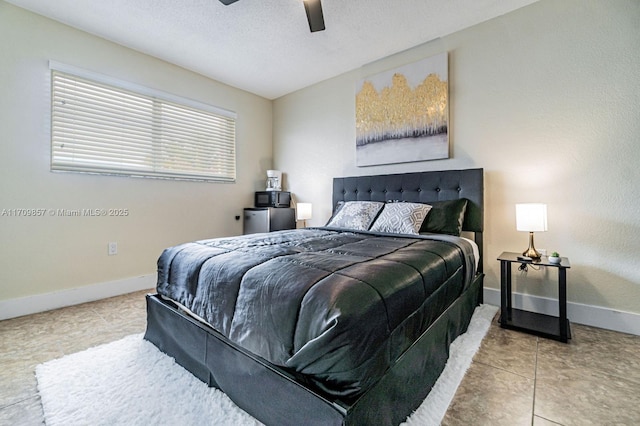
top-left (1, 291), bottom-right (639, 425)
top-left (0, 290), bottom-right (149, 425)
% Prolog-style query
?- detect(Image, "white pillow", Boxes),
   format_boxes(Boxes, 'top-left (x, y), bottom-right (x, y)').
top-left (325, 201), bottom-right (384, 231)
top-left (370, 202), bottom-right (432, 235)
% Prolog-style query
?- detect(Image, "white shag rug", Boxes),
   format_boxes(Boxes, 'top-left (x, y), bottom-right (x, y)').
top-left (36, 304), bottom-right (498, 426)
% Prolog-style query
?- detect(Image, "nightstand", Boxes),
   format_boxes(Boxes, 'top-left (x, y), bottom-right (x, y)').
top-left (497, 251), bottom-right (571, 343)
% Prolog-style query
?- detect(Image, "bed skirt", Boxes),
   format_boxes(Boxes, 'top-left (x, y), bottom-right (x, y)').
top-left (144, 272), bottom-right (484, 426)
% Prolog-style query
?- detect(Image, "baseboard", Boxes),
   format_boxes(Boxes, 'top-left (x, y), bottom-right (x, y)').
top-left (484, 287), bottom-right (640, 336)
top-left (4, 280), bottom-right (637, 336)
top-left (0, 274), bottom-right (155, 321)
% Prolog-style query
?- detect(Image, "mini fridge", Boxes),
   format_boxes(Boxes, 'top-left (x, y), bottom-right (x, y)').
top-left (243, 207), bottom-right (295, 235)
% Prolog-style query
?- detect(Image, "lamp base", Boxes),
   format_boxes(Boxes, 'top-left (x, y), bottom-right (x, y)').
top-left (523, 231), bottom-right (542, 260)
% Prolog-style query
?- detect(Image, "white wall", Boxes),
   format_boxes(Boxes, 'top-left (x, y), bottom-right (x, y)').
top-left (0, 2), bottom-right (273, 311)
top-left (274, 0), bottom-right (640, 329)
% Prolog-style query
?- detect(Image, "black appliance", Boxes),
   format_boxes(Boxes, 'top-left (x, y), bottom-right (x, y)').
top-left (254, 191), bottom-right (291, 208)
top-left (243, 208), bottom-right (295, 234)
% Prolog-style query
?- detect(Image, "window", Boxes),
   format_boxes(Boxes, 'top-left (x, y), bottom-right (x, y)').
top-left (50, 63), bottom-right (236, 182)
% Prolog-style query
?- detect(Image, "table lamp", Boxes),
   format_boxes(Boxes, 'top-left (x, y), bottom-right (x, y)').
top-left (296, 203), bottom-right (312, 228)
top-left (516, 203), bottom-right (547, 260)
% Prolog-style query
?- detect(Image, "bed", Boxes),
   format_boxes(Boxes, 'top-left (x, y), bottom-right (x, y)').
top-left (144, 168), bottom-right (484, 425)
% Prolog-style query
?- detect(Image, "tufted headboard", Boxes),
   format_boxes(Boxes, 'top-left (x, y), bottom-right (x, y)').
top-left (332, 168), bottom-right (484, 270)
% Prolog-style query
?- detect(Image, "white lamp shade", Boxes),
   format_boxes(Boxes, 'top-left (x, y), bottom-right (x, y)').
top-left (516, 203), bottom-right (547, 232)
top-left (296, 203), bottom-right (312, 221)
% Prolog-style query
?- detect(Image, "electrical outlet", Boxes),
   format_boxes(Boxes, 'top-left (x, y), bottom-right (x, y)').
top-left (108, 242), bottom-right (118, 256)
top-left (538, 248), bottom-right (547, 256)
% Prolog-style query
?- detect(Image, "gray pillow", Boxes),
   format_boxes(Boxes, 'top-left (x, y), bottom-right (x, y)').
top-left (325, 201), bottom-right (384, 231)
top-left (370, 202), bottom-right (432, 235)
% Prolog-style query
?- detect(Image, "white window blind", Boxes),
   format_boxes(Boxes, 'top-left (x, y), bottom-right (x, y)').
top-left (50, 67), bottom-right (236, 182)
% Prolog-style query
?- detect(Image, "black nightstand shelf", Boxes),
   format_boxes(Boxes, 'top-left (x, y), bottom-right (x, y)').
top-left (498, 251), bottom-right (572, 343)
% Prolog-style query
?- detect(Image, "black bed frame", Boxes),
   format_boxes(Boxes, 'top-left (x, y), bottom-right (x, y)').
top-left (144, 168), bottom-right (484, 426)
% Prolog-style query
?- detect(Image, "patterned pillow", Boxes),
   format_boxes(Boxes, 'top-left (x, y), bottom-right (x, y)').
top-left (325, 201), bottom-right (384, 231)
top-left (370, 202), bottom-right (432, 235)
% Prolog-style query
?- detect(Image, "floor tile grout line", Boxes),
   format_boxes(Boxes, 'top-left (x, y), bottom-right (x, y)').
top-left (90, 307), bottom-right (114, 327)
top-left (473, 359), bottom-right (536, 381)
top-left (534, 414), bottom-right (565, 425)
top-left (0, 393), bottom-right (40, 412)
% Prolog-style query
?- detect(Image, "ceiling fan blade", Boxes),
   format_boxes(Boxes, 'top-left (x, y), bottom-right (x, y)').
top-left (218, 0), bottom-right (239, 5)
top-left (303, 0), bottom-right (325, 32)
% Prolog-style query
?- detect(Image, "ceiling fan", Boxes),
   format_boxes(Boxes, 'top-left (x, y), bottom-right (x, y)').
top-left (218, 0), bottom-right (325, 33)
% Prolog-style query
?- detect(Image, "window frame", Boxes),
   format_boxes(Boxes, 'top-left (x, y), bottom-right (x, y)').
top-left (49, 61), bottom-right (237, 183)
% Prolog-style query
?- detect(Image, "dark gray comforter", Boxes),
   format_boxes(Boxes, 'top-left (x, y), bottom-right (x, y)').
top-left (156, 228), bottom-right (475, 398)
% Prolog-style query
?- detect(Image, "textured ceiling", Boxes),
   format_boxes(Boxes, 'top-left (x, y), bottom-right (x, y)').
top-left (7, 0), bottom-right (539, 99)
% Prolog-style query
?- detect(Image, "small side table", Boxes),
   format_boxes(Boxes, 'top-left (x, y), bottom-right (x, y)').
top-left (497, 251), bottom-right (571, 343)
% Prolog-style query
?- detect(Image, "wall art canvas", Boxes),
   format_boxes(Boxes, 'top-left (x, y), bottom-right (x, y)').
top-left (355, 52), bottom-right (449, 167)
